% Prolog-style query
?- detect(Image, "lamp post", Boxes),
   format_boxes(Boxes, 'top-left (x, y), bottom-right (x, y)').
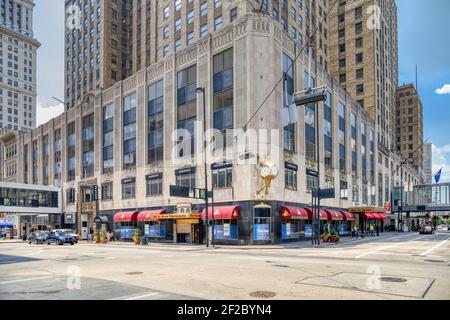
top-left (196, 87), bottom-right (209, 247)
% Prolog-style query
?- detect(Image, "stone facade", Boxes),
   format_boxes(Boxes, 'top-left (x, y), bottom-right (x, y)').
top-left (2, 14), bottom-right (421, 228)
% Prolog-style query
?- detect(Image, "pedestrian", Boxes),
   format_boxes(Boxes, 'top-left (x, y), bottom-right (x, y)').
top-left (110, 231), bottom-right (115, 242)
top-left (106, 231), bottom-right (111, 243)
top-left (369, 225), bottom-right (375, 237)
top-left (376, 225), bottom-right (380, 237)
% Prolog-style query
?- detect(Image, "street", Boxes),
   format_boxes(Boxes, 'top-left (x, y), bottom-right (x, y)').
top-left (0, 232), bottom-right (449, 300)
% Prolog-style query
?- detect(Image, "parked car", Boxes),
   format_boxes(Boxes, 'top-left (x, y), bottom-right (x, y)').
top-left (419, 226), bottom-right (435, 235)
top-left (47, 231), bottom-right (76, 245)
top-left (28, 231), bottom-right (49, 244)
top-left (53, 229), bottom-right (79, 243)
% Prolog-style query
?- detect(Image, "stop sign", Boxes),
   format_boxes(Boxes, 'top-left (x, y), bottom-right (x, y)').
top-left (384, 203), bottom-right (391, 212)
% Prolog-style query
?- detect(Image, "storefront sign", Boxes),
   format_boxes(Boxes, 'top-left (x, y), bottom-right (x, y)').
top-left (254, 224), bottom-right (270, 241)
top-left (175, 167), bottom-right (196, 176)
top-left (305, 224), bottom-right (313, 238)
top-left (223, 223), bottom-right (230, 237)
top-left (286, 223), bottom-right (291, 237)
top-left (146, 173), bottom-right (163, 180)
top-left (285, 162), bottom-right (298, 171)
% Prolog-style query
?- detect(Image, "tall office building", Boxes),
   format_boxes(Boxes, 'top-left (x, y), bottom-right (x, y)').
top-left (64, 0), bottom-right (133, 110)
top-left (328, 0), bottom-right (398, 155)
top-left (422, 142), bottom-right (432, 183)
top-left (0, 0), bottom-right (40, 131)
top-left (64, 0), bottom-right (331, 110)
top-left (395, 83), bottom-right (423, 175)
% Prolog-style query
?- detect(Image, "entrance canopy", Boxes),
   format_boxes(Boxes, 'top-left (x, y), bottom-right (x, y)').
top-left (307, 209), bottom-right (328, 220)
top-left (324, 210), bottom-right (344, 221)
top-left (137, 210), bottom-right (166, 222)
top-left (201, 206), bottom-right (240, 220)
top-left (340, 211), bottom-right (356, 221)
top-left (0, 222), bottom-right (13, 228)
top-left (372, 213), bottom-right (388, 220)
top-left (113, 211), bottom-right (139, 222)
top-left (280, 206), bottom-right (309, 220)
top-left (363, 213), bottom-right (375, 219)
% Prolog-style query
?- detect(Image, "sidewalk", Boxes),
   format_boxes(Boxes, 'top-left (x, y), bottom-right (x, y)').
top-left (80, 232), bottom-right (401, 251)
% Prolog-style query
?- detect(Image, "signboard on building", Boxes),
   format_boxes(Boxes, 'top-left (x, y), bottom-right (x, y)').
top-left (254, 224), bottom-right (270, 241)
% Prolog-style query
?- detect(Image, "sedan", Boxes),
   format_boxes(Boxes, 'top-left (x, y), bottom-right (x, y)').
top-left (28, 232), bottom-right (49, 244)
top-left (419, 226), bottom-right (435, 235)
top-left (47, 232), bottom-right (76, 245)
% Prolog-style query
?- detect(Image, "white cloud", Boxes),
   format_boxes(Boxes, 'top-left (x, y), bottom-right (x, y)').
top-left (36, 96), bottom-right (64, 126)
top-left (432, 144), bottom-right (450, 183)
top-left (435, 84), bottom-right (450, 95)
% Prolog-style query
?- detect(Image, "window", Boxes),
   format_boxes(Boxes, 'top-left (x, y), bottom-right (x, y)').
top-left (283, 53), bottom-right (295, 152)
top-left (67, 122), bottom-right (76, 181)
top-left (82, 113), bottom-right (95, 178)
top-left (230, 7), bottom-right (237, 22)
top-left (356, 84), bottom-right (364, 94)
top-left (214, 16), bottom-right (223, 31)
top-left (355, 22), bottom-right (362, 35)
top-left (175, 0), bottom-right (182, 11)
top-left (148, 80), bottom-right (164, 164)
top-left (212, 164), bottom-right (232, 189)
top-left (103, 104), bottom-right (114, 173)
top-left (177, 65), bottom-right (197, 158)
top-left (187, 32), bottom-right (194, 45)
top-left (200, 2), bottom-right (208, 16)
top-left (101, 182), bottom-right (113, 201)
top-left (356, 52), bottom-right (363, 63)
top-left (356, 68), bottom-right (364, 79)
top-left (146, 174), bottom-right (163, 196)
top-left (123, 93), bottom-right (137, 168)
top-left (200, 24), bottom-right (208, 37)
top-left (213, 48), bottom-right (233, 150)
top-left (176, 168), bottom-right (196, 189)
top-left (187, 10), bottom-right (194, 24)
top-left (285, 163), bottom-right (298, 190)
top-left (174, 18), bottom-right (181, 32)
top-left (355, 7), bottom-right (363, 20)
top-left (122, 178), bottom-right (136, 199)
top-left (355, 37), bottom-right (363, 48)
top-left (163, 6), bottom-right (170, 20)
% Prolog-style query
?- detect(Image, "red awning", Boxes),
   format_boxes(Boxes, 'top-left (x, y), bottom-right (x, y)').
top-left (378, 214), bottom-right (388, 220)
top-left (137, 210), bottom-right (166, 221)
top-left (307, 209), bottom-right (328, 220)
top-left (371, 213), bottom-right (387, 220)
top-left (201, 206), bottom-right (240, 220)
top-left (113, 211), bottom-right (139, 222)
top-left (324, 210), bottom-right (344, 221)
top-left (340, 211), bottom-right (356, 221)
top-left (280, 206), bottom-right (310, 220)
top-left (363, 212), bottom-right (375, 219)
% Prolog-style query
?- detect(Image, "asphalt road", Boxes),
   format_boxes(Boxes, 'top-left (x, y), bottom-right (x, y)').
top-left (0, 232), bottom-right (449, 300)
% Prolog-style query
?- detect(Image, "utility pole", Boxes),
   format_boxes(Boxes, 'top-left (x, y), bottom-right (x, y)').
top-left (196, 87), bottom-right (209, 247)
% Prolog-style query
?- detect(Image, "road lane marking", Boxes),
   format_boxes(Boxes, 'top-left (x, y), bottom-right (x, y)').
top-left (355, 235), bottom-right (429, 259)
top-left (0, 276), bottom-right (53, 285)
top-left (420, 238), bottom-right (449, 256)
top-left (111, 292), bottom-right (159, 300)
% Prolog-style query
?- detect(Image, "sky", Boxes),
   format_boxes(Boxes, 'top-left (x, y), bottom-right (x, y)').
top-left (34, 0), bottom-right (450, 182)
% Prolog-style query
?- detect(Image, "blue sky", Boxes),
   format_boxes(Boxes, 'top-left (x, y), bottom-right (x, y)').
top-left (33, 0), bottom-right (450, 182)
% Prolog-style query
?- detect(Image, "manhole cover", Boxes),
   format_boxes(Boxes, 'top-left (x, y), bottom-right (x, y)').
top-left (379, 277), bottom-right (407, 283)
top-left (424, 259), bottom-right (444, 263)
top-left (126, 272), bottom-right (143, 275)
top-left (250, 291), bottom-right (276, 299)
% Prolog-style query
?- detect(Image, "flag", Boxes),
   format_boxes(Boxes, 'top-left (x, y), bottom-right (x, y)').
top-left (434, 168), bottom-right (442, 184)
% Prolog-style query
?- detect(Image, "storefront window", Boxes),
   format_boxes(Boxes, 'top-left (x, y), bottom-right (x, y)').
top-left (254, 206), bottom-right (271, 241)
top-left (213, 220), bottom-right (238, 239)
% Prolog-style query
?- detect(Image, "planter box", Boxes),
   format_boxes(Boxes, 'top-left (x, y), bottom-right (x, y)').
top-left (329, 236), bottom-right (340, 243)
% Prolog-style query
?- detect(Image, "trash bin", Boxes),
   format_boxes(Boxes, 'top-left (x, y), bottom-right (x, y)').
top-left (22, 234), bottom-right (27, 241)
top-left (141, 237), bottom-right (148, 245)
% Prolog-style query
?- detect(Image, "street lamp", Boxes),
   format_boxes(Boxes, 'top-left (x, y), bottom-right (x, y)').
top-left (293, 89), bottom-right (327, 245)
top-left (196, 87), bottom-right (209, 247)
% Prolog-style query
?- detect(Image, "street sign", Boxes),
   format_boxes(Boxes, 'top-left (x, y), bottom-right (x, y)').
top-left (92, 185), bottom-right (99, 201)
top-left (313, 188), bottom-right (335, 199)
top-left (170, 185), bottom-right (190, 198)
top-left (170, 186), bottom-right (212, 199)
